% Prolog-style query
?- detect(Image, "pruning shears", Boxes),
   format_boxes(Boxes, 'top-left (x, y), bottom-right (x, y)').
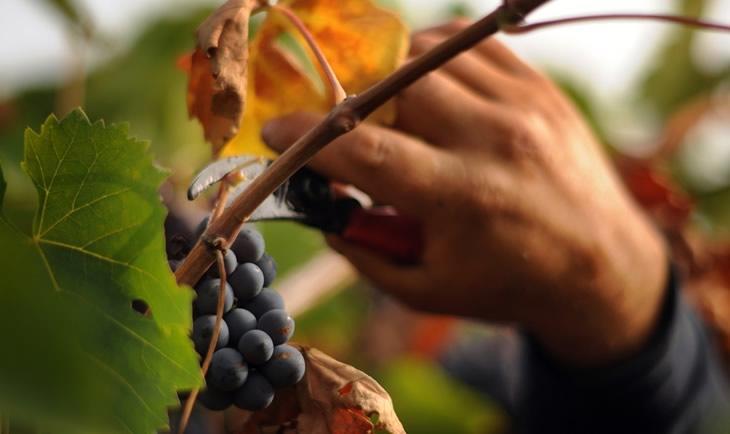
top-left (188, 156), bottom-right (423, 263)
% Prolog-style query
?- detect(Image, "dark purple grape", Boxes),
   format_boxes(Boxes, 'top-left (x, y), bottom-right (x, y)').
top-left (229, 263), bottom-right (264, 302)
top-left (238, 330), bottom-right (274, 365)
top-left (244, 288), bottom-right (285, 318)
top-left (209, 348), bottom-right (248, 391)
top-left (195, 278), bottom-right (234, 315)
top-left (233, 372), bottom-right (275, 411)
top-left (255, 253), bottom-right (277, 287)
top-left (261, 345), bottom-right (305, 387)
top-left (198, 385), bottom-right (234, 411)
top-left (258, 309), bottom-right (294, 345)
top-left (192, 315), bottom-right (229, 354)
top-left (231, 227), bottom-right (265, 263)
top-left (208, 249), bottom-right (237, 278)
top-left (224, 308), bottom-right (257, 346)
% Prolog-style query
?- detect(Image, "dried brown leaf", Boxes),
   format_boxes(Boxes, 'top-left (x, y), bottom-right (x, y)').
top-left (188, 0), bottom-right (263, 153)
top-left (226, 346), bottom-right (406, 434)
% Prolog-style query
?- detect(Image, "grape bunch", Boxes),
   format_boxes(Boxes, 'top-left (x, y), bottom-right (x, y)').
top-left (174, 219), bottom-right (305, 412)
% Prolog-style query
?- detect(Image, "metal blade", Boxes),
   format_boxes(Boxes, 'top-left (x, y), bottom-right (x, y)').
top-left (227, 177), bottom-right (305, 222)
top-left (187, 155), bottom-right (269, 200)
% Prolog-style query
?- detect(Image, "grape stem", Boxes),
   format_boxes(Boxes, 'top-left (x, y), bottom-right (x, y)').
top-left (177, 248), bottom-right (228, 434)
top-left (174, 0), bottom-right (549, 288)
top-left (271, 4), bottom-right (347, 105)
top-left (502, 13), bottom-right (730, 34)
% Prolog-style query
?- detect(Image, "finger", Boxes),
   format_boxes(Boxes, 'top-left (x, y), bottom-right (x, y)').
top-left (326, 235), bottom-right (433, 310)
top-left (394, 70), bottom-right (511, 148)
top-left (422, 19), bottom-right (536, 76)
top-left (263, 112), bottom-right (446, 212)
top-left (410, 31), bottom-right (518, 101)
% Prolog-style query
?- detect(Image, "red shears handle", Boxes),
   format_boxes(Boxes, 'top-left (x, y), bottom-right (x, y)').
top-left (340, 207), bottom-right (423, 264)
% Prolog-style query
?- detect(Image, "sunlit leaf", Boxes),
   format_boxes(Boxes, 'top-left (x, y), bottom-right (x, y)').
top-left (0, 109), bottom-right (201, 433)
top-left (220, 0), bottom-right (409, 157)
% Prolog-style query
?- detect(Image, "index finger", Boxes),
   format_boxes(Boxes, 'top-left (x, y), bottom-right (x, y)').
top-left (262, 112), bottom-right (450, 213)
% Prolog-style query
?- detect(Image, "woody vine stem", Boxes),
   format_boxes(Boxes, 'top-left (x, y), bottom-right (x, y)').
top-left (174, 0), bottom-right (730, 290)
top-left (174, 0), bottom-right (549, 288)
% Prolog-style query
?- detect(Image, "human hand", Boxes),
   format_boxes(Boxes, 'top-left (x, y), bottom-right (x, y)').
top-left (262, 20), bottom-right (667, 365)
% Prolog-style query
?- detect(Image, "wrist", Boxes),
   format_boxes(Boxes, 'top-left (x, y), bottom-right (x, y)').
top-left (530, 208), bottom-right (669, 366)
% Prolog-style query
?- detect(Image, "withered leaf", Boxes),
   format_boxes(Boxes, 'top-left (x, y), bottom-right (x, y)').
top-left (188, 0), bottom-right (264, 153)
top-left (225, 346), bottom-right (406, 434)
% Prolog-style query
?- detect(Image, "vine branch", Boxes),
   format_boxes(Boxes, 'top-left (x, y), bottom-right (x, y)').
top-left (502, 13), bottom-right (730, 34)
top-left (174, 0), bottom-right (550, 287)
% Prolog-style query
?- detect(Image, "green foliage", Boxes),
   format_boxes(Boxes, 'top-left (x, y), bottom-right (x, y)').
top-left (446, 2), bottom-right (474, 18)
top-left (257, 221), bottom-right (324, 276)
top-left (41, 0), bottom-right (91, 36)
top-left (0, 109), bottom-right (200, 433)
top-left (0, 164), bottom-right (6, 210)
top-left (377, 358), bottom-right (506, 434)
top-left (638, 0), bottom-right (729, 117)
top-left (696, 186), bottom-right (730, 236)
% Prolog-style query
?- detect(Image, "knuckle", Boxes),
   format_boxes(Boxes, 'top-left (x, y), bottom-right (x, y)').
top-left (351, 130), bottom-right (390, 170)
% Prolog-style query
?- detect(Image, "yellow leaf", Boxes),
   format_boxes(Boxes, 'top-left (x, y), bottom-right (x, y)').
top-left (220, 0), bottom-right (409, 157)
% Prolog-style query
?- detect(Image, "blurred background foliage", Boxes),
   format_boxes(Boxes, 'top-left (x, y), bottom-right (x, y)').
top-left (0, 0), bottom-right (728, 433)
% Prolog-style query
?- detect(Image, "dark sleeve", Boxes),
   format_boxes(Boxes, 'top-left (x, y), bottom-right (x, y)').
top-left (441, 269), bottom-right (730, 434)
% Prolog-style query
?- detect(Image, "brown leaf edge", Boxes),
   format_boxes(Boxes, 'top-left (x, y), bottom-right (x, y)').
top-left (225, 345), bottom-right (406, 434)
top-left (188, 0), bottom-right (265, 154)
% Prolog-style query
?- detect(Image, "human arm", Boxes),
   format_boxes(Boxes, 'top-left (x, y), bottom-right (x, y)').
top-left (262, 19), bottom-right (667, 366)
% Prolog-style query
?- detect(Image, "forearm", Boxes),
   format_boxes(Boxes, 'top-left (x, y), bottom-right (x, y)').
top-left (517, 267), bottom-right (730, 434)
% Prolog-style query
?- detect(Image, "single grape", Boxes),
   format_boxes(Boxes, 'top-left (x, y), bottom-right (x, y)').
top-left (229, 263), bottom-right (264, 302)
top-left (194, 216), bottom-right (209, 240)
top-left (198, 385), bottom-right (234, 411)
top-left (195, 278), bottom-right (234, 315)
top-left (224, 308), bottom-right (257, 346)
top-left (261, 344), bottom-right (305, 387)
top-left (208, 249), bottom-right (237, 278)
top-left (238, 329), bottom-right (274, 365)
top-left (233, 372), bottom-right (275, 411)
top-left (231, 227), bottom-right (265, 263)
top-left (192, 315), bottom-right (229, 354)
top-left (255, 253), bottom-right (277, 287)
top-left (209, 348), bottom-right (248, 391)
top-left (258, 309), bottom-right (295, 345)
top-left (244, 288), bottom-right (285, 318)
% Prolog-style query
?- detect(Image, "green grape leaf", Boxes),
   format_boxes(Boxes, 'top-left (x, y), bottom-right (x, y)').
top-left (0, 163), bottom-right (6, 209)
top-left (0, 109), bottom-right (201, 433)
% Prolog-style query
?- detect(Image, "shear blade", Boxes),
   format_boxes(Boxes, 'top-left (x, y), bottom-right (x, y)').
top-left (187, 155), bottom-right (269, 200)
top-left (227, 177), bottom-right (304, 221)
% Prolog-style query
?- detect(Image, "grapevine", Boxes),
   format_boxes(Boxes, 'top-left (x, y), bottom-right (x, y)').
top-left (1, 0), bottom-right (729, 433)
